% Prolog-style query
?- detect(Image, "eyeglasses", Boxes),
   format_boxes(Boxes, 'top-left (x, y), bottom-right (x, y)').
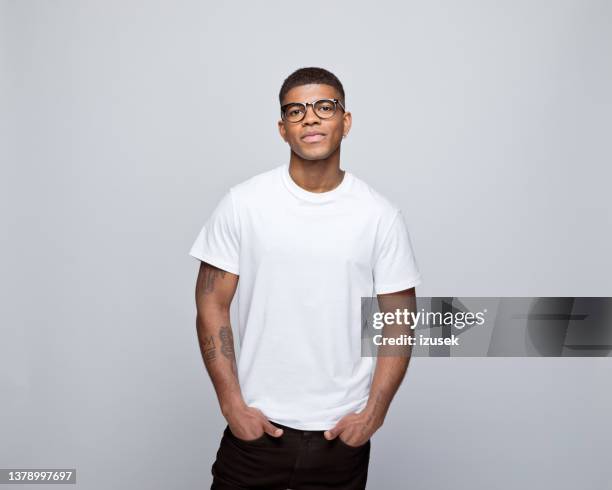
top-left (280, 98), bottom-right (346, 123)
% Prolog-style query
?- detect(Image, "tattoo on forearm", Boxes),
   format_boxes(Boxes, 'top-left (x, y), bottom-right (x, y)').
top-left (200, 335), bottom-right (216, 362)
top-left (219, 325), bottom-right (238, 375)
top-left (219, 326), bottom-right (234, 359)
top-left (197, 324), bottom-right (238, 377)
top-left (198, 264), bottom-right (226, 294)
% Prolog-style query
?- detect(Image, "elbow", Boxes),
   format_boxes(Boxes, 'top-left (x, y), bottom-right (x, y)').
top-left (195, 304), bottom-right (230, 332)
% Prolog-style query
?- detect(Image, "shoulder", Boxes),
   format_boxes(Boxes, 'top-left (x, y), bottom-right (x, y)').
top-left (347, 171), bottom-right (400, 218)
top-left (228, 165), bottom-right (283, 204)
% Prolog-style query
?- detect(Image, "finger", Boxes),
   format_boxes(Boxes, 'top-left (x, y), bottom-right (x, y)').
top-left (262, 419), bottom-right (283, 437)
top-left (324, 422), bottom-right (344, 440)
top-left (325, 413), bottom-right (354, 440)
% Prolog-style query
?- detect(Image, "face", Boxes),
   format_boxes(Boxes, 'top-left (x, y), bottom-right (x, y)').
top-left (278, 83), bottom-right (352, 161)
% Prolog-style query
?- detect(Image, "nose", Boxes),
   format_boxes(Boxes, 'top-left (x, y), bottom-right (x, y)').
top-left (302, 103), bottom-right (320, 125)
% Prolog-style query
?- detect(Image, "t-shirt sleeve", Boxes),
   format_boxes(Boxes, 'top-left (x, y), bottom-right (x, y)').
top-left (372, 209), bottom-right (422, 294)
top-left (189, 190), bottom-right (240, 275)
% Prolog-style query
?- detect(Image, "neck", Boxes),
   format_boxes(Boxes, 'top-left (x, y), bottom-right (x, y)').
top-left (288, 147), bottom-right (345, 193)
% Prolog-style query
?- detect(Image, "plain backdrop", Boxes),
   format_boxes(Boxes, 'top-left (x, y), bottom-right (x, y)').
top-left (1, 1), bottom-right (611, 489)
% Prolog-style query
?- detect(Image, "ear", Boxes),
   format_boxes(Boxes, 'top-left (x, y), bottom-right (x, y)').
top-left (278, 119), bottom-right (288, 143)
top-left (342, 111), bottom-right (352, 138)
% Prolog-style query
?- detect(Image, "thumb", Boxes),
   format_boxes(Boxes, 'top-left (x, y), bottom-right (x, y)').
top-left (263, 419), bottom-right (283, 438)
top-left (324, 423), bottom-right (342, 440)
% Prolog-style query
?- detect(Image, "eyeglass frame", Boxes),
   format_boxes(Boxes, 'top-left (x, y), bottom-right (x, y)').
top-left (280, 98), bottom-right (346, 123)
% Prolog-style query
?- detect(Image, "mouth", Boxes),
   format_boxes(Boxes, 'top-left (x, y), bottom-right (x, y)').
top-left (301, 132), bottom-right (326, 143)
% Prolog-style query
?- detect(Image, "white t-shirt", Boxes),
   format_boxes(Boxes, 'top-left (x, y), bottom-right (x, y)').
top-left (189, 163), bottom-right (421, 430)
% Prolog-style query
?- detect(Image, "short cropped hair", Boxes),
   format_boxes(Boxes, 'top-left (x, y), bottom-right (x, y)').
top-left (279, 67), bottom-right (345, 106)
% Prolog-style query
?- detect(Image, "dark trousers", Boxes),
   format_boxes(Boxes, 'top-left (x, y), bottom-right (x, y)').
top-left (210, 421), bottom-right (371, 490)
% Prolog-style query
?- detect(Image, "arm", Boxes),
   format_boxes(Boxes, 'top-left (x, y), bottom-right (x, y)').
top-left (195, 261), bottom-right (282, 439)
top-left (195, 261), bottom-right (241, 414)
top-left (363, 287), bottom-right (416, 429)
top-left (324, 287), bottom-right (416, 446)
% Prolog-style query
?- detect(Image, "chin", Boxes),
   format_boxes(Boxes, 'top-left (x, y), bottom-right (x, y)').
top-left (302, 153), bottom-right (329, 161)
top-left (296, 146), bottom-right (334, 161)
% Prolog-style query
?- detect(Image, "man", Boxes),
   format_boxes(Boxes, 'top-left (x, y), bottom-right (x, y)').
top-left (190, 67), bottom-right (421, 489)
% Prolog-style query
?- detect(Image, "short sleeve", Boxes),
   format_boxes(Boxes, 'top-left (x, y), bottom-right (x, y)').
top-left (373, 209), bottom-right (422, 294)
top-left (189, 190), bottom-right (240, 275)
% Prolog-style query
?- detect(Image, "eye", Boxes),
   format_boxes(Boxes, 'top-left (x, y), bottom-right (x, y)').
top-left (284, 104), bottom-right (305, 119)
top-left (316, 101), bottom-right (335, 113)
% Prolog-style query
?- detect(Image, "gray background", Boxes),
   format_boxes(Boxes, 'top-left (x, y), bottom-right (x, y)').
top-left (1, 0), bottom-right (611, 489)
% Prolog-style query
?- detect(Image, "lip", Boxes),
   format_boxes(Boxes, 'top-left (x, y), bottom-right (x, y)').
top-left (301, 132), bottom-right (326, 143)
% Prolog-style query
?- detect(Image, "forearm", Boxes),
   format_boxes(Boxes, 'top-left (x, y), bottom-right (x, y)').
top-left (363, 289), bottom-right (416, 426)
top-left (363, 353), bottom-right (410, 427)
top-left (196, 306), bottom-right (246, 416)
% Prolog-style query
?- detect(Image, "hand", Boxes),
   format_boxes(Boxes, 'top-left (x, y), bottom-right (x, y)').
top-left (225, 404), bottom-right (283, 441)
top-left (324, 408), bottom-right (384, 447)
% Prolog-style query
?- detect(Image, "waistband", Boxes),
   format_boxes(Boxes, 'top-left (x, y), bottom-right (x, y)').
top-left (269, 421), bottom-right (325, 434)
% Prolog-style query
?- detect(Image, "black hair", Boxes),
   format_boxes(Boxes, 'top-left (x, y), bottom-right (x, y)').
top-left (279, 67), bottom-right (345, 106)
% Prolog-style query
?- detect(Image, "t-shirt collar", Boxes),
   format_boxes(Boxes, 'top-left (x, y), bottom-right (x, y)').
top-left (280, 163), bottom-right (352, 203)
